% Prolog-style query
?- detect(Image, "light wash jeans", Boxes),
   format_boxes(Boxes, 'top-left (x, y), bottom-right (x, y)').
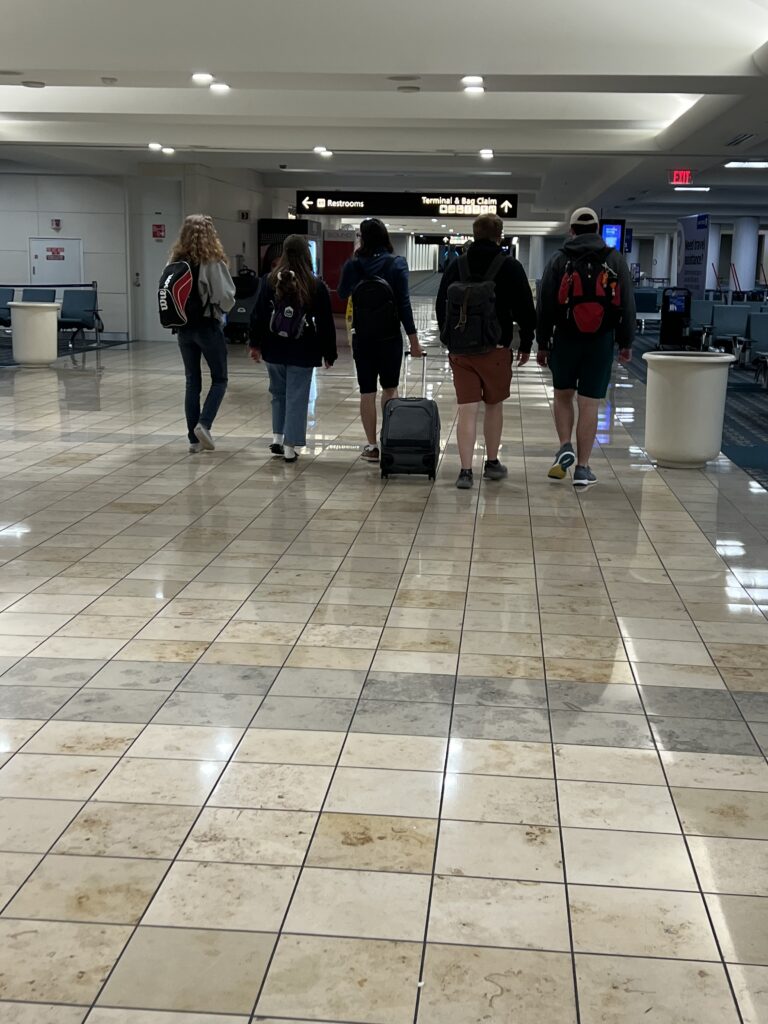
top-left (266, 363), bottom-right (314, 448)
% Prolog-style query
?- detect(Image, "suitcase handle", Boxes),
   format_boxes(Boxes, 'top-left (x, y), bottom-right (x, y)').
top-left (404, 353), bottom-right (428, 398)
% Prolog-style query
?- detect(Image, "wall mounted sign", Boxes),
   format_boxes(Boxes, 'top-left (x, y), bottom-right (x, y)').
top-left (668, 169), bottom-right (694, 185)
top-left (152, 223), bottom-right (166, 240)
top-left (297, 191), bottom-right (518, 218)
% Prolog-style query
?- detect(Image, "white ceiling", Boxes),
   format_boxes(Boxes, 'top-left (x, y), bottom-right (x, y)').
top-left (1, 0), bottom-right (767, 228)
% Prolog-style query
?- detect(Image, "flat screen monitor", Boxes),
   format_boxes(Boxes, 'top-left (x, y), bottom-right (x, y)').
top-left (600, 221), bottom-right (624, 252)
top-left (307, 239), bottom-right (318, 274)
top-left (668, 292), bottom-right (687, 314)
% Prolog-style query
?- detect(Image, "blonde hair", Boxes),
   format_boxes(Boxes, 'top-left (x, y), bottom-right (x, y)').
top-left (170, 214), bottom-right (227, 265)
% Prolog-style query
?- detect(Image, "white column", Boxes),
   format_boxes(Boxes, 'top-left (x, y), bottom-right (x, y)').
top-left (652, 233), bottom-right (671, 281)
top-left (705, 223), bottom-right (722, 290)
top-left (528, 235), bottom-right (545, 281)
top-left (731, 217), bottom-right (759, 292)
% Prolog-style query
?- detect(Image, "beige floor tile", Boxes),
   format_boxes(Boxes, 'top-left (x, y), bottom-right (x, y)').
top-left (419, 944), bottom-right (576, 1023)
top-left (8, 594), bottom-right (95, 614)
top-left (298, 623), bottom-right (383, 649)
top-left (56, 615), bottom-right (149, 639)
top-left (0, 918), bottom-right (131, 1003)
top-left (0, 612), bottom-right (74, 636)
top-left (447, 738), bottom-right (553, 778)
top-left (127, 725), bottom-right (243, 760)
top-left (54, 802), bottom-right (197, 858)
top-left (673, 787), bottom-right (768, 839)
top-left (689, 836), bottom-right (768, 896)
top-left (0, 752), bottom-right (117, 800)
top-left (115, 639), bottom-right (210, 662)
top-left (706, 894), bottom-right (768, 964)
top-left (462, 630), bottom-right (543, 657)
top-left (458, 653), bottom-right (545, 679)
top-left (181, 807), bottom-right (315, 865)
top-left (429, 874), bottom-right (570, 950)
top-left (94, 757), bottom-right (224, 805)
top-left (0, 797), bottom-right (82, 853)
top-left (200, 641), bottom-right (290, 666)
top-left (545, 658), bottom-right (634, 683)
top-left (576, 954), bottom-right (740, 1024)
top-left (0, 851), bottom-right (40, 904)
top-left (371, 649), bottom-right (458, 674)
top-left (385, 607), bottom-right (464, 630)
top-left (137, 618), bottom-right (222, 643)
top-left (563, 828), bottom-right (697, 889)
top-left (236, 727), bottom-right (345, 765)
top-left (341, 733), bottom-right (447, 771)
top-left (145, 860), bottom-right (297, 931)
top-left (22, 721), bottom-right (140, 756)
top-left (0, 637), bottom-right (45, 657)
top-left (554, 744), bottom-right (664, 784)
top-left (558, 780), bottom-right (679, 832)
top-left (0, 1003), bottom-right (88, 1023)
top-left (215, 620), bottom-right (303, 645)
top-left (99, 926), bottom-right (275, 1013)
top-left (544, 635), bottom-right (627, 660)
top-left (285, 865), bottom-right (430, 940)
top-left (308, 812), bottom-right (437, 873)
top-left (661, 751), bottom-right (768, 791)
top-left (326, 766), bottom-right (443, 818)
top-left (0, 719), bottom-right (45, 753)
top-left (436, 819), bottom-right (563, 881)
top-left (728, 964), bottom-right (768, 1024)
top-left (617, 616), bottom-right (699, 641)
top-left (570, 885), bottom-right (719, 959)
top-left (159, 598), bottom-right (243, 620)
top-left (211, 761), bottom-right (333, 811)
top-left (378, 626), bottom-right (460, 653)
top-left (286, 645), bottom-right (374, 671)
top-left (256, 934), bottom-right (421, 1023)
top-left (443, 773), bottom-right (558, 825)
top-left (4, 852), bottom-right (167, 924)
top-left (30, 637), bottom-right (127, 660)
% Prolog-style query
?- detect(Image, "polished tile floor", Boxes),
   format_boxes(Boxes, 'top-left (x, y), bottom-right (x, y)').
top-left (1, 302), bottom-right (768, 1023)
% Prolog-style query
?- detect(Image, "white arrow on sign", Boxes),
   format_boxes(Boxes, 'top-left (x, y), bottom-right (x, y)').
top-left (302, 196), bottom-right (313, 210)
top-left (500, 200), bottom-right (513, 213)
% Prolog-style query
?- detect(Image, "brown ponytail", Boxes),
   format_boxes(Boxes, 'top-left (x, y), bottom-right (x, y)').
top-left (269, 234), bottom-right (316, 306)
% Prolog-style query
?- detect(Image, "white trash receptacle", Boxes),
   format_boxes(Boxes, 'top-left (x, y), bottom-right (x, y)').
top-left (642, 351), bottom-right (735, 469)
top-left (10, 302), bottom-right (60, 367)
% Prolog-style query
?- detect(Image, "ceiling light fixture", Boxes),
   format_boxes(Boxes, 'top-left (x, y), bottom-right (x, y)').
top-left (209, 82), bottom-right (230, 94)
top-left (161, 147), bottom-right (175, 155)
top-left (148, 142), bottom-right (163, 151)
top-left (431, 218), bottom-right (437, 223)
top-left (674, 186), bottom-right (710, 191)
top-left (320, 150), bottom-right (333, 158)
top-left (313, 145), bottom-right (327, 153)
top-left (192, 72), bottom-right (214, 85)
top-left (724, 160), bottom-right (768, 169)
top-left (464, 85), bottom-right (485, 95)
top-left (101, 76), bottom-right (118, 85)
top-left (461, 75), bottom-right (483, 86)
top-left (479, 148), bottom-right (494, 159)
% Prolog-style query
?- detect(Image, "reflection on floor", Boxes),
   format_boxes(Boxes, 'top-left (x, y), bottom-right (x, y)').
top-left (0, 300), bottom-right (767, 1023)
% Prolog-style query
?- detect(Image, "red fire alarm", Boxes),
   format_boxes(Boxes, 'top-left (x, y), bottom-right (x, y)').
top-left (152, 223), bottom-right (166, 240)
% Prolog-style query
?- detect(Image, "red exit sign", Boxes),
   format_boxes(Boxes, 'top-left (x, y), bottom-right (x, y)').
top-left (669, 168), bottom-right (694, 185)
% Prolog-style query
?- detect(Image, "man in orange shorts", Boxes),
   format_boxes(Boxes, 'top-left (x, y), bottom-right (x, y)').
top-left (437, 214), bottom-right (536, 488)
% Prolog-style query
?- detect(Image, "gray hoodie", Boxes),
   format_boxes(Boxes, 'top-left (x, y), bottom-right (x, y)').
top-left (537, 234), bottom-right (636, 350)
top-left (198, 260), bottom-right (236, 321)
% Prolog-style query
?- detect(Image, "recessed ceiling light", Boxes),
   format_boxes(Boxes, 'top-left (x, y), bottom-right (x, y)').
top-left (148, 142), bottom-right (163, 151)
top-left (461, 76), bottom-right (484, 86)
top-left (724, 160), bottom-right (768, 168)
top-left (431, 218), bottom-right (437, 223)
top-left (161, 147), bottom-right (175, 155)
top-left (209, 82), bottom-right (230, 94)
top-left (21, 80), bottom-right (45, 89)
top-left (464, 85), bottom-right (485, 95)
top-left (479, 148), bottom-right (494, 159)
top-left (674, 186), bottom-right (710, 191)
top-left (192, 72), bottom-right (214, 85)
top-left (442, 224), bottom-right (447, 228)
top-left (320, 150), bottom-right (333, 158)
top-left (313, 145), bottom-right (327, 153)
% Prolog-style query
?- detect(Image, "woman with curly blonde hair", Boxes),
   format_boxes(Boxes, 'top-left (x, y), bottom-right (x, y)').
top-left (170, 214), bottom-right (236, 452)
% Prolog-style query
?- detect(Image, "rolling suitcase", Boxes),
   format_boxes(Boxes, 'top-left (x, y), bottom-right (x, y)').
top-left (380, 356), bottom-right (440, 481)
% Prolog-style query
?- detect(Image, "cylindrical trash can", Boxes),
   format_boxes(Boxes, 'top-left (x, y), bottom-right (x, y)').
top-left (10, 302), bottom-right (60, 367)
top-left (642, 351), bottom-right (735, 468)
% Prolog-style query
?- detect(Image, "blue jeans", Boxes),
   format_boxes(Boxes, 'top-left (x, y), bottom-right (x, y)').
top-left (266, 363), bottom-right (314, 447)
top-left (178, 322), bottom-right (228, 443)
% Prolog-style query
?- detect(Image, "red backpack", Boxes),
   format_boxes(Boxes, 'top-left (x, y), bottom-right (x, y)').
top-left (556, 248), bottom-right (621, 334)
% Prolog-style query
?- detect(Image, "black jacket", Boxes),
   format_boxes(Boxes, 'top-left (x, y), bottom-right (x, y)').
top-left (537, 234), bottom-right (636, 350)
top-left (436, 240), bottom-right (537, 352)
top-left (250, 277), bottom-right (337, 367)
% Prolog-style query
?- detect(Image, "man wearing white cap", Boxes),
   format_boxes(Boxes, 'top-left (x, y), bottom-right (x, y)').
top-left (536, 207), bottom-right (635, 487)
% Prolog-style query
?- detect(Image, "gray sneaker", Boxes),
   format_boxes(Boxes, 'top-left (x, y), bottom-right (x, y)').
top-left (456, 469), bottom-right (474, 489)
top-left (483, 459), bottom-right (508, 481)
top-left (194, 423), bottom-right (215, 451)
top-left (548, 442), bottom-right (575, 480)
top-left (573, 465), bottom-right (597, 488)
top-left (188, 442), bottom-right (203, 454)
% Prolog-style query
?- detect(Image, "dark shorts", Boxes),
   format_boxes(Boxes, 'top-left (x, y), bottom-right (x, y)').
top-left (549, 332), bottom-right (615, 399)
top-left (449, 348), bottom-right (512, 405)
top-left (353, 338), bottom-right (402, 393)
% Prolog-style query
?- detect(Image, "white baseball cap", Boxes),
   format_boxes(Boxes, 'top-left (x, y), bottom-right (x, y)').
top-left (569, 207), bottom-right (599, 228)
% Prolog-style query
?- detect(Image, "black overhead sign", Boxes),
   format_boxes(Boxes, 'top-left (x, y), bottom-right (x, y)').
top-left (296, 191), bottom-right (518, 218)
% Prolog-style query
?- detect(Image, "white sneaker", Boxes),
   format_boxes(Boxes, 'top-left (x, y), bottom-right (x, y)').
top-left (194, 423), bottom-right (215, 450)
top-left (188, 442), bottom-right (203, 454)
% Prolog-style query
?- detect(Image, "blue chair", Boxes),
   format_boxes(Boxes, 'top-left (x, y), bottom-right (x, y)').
top-left (0, 287), bottom-right (13, 327)
top-left (58, 289), bottom-right (103, 345)
top-left (21, 287), bottom-right (56, 303)
top-left (713, 305), bottom-right (749, 339)
top-left (748, 313), bottom-right (768, 351)
top-left (690, 299), bottom-right (714, 329)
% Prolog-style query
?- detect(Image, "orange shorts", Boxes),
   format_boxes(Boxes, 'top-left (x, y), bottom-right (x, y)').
top-left (449, 348), bottom-right (512, 405)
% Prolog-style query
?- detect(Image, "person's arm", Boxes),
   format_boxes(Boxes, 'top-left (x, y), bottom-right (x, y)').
top-left (536, 257), bottom-right (559, 355)
top-left (614, 256), bottom-right (636, 355)
top-left (508, 259), bottom-right (536, 356)
top-left (390, 256), bottom-right (422, 355)
top-left (314, 282), bottom-right (338, 365)
top-left (336, 259), bottom-right (355, 301)
top-left (248, 280), bottom-right (271, 358)
top-left (200, 261), bottom-right (236, 313)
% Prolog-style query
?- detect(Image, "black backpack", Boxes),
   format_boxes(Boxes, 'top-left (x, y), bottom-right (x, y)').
top-left (441, 253), bottom-right (506, 355)
top-left (158, 261), bottom-right (206, 329)
top-left (351, 258), bottom-right (401, 343)
top-left (555, 247), bottom-right (621, 335)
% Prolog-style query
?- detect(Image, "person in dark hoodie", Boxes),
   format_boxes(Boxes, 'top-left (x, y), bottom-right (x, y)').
top-left (337, 218), bottom-right (424, 463)
top-left (249, 234), bottom-right (337, 463)
top-left (537, 207), bottom-right (635, 488)
top-left (436, 213), bottom-right (536, 489)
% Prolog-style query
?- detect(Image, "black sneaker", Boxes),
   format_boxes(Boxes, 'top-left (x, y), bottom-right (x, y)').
top-left (483, 459), bottom-right (508, 481)
top-left (548, 442), bottom-right (575, 480)
top-left (269, 442), bottom-right (284, 457)
top-left (456, 469), bottom-right (474, 490)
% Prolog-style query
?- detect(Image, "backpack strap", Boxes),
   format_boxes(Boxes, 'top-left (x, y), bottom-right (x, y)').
top-left (482, 252), bottom-right (507, 282)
